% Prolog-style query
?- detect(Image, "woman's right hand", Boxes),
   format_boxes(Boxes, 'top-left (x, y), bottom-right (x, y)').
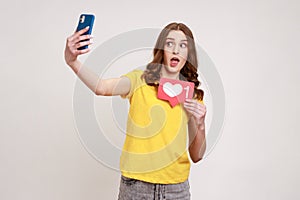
top-left (64, 26), bottom-right (93, 66)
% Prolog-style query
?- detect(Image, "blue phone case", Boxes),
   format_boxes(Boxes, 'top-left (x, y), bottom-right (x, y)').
top-left (76, 14), bottom-right (95, 50)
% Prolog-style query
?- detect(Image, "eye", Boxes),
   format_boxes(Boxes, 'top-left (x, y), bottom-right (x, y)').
top-left (165, 41), bottom-right (173, 47)
top-left (180, 43), bottom-right (187, 48)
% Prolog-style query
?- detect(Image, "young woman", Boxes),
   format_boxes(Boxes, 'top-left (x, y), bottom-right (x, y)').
top-left (65, 22), bottom-right (207, 200)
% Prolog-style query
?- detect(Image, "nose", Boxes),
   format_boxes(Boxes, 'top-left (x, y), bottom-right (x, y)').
top-left (172, 44), bottom-right (179, 55)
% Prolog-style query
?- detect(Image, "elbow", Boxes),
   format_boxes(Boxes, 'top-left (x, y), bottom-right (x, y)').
top-left (189, 146), bottom-right (206, 163)
top-left (191, 156), bottom-right (203, 163)
top-left (95, 88), bottom-right (103, 96)
top-left (94, 79), bottom-right (107, 96)
top-left (95, 85), bottom-right (106, 96)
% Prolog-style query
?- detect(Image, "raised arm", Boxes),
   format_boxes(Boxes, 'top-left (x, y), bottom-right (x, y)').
top-left (64, 27), bottom-right (130, 96)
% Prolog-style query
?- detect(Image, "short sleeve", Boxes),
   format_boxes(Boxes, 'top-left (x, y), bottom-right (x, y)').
top-left (120, 69), bottom-right (144, 99)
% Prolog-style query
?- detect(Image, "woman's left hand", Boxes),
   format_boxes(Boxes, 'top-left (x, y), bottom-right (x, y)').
top-left (183, 99), bottom-right (206, 126)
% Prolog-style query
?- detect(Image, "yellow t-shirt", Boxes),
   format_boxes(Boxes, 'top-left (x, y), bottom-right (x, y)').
top-left (120, 69), bottom-right (192, 184)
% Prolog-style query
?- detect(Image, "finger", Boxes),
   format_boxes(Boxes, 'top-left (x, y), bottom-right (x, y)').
top-left (74, 26), bottom-right (90, 35)
top-left (183, 102), bottom-right (197, 112)
top-left (69, 34), bottom-right (92, 46)
top-left (185, 107), bottom-right (202, 119)
top-left (183, 101), bottom-right (201, 110)
top-left (76, 48), bottom-right (90, 55)
top-left (75, 40), bottom-right (93, 49)
top-left (67, 26), bottom-right (90, 45)
top-left (185, 98), bottom-right (205, 105)
top-left (185, 99), bottom-right (199, 109)
top-left (185, 98), bottom-right (195, 104)
top-left (187, 100), bottom-right (206, 113)
top-left (183, 102), bottom-right (193, 110)
top-left (187, 106), bottom-right (203, 116)
top-left (78, 34), bottom-right (93, 42)
top-left (184, 103), bottom-right (205, 118)
top-left (190, 109), bottom-right (205, 120)
top-left (66, 35), bottom-right (76, 46)
top-left (183, 103), bottom-right (200, 114)
top-left (65, 39), bottom-right (78, 55)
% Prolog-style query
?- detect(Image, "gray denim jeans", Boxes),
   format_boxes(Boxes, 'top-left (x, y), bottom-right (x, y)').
top-left (118, 175), bottom-right (191, 200)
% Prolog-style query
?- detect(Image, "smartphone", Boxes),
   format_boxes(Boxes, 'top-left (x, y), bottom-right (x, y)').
top-left (76, 14), bottom-right (95, 50)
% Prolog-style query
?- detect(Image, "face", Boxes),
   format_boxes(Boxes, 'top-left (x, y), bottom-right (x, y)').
top-left (162, 30), bottom-right (188, 79)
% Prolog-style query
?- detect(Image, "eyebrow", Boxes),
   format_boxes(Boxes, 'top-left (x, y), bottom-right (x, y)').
top-left (166, 37), bottom-right (188, 42)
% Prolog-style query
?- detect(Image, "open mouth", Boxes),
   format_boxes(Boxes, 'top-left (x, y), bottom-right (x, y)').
top-left (170, 57), bottom-right (180, 67)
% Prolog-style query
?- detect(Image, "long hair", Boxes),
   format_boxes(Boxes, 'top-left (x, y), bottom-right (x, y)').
top-left (141, 22), bottom-right (204, 100)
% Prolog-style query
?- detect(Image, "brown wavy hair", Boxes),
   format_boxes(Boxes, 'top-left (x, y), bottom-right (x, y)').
top-left (141, 22), bottom-right (204, 100)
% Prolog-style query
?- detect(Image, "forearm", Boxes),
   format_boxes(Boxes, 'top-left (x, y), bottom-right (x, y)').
top-left (68, 59), bottom-right (101, 95)
top-left (188, 117), bottom-right (207, 163)
top-left (67, 60), bottom-right (130, 96)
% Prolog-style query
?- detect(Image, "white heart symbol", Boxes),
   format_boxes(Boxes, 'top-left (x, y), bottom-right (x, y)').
top-left (163, 82), bottom-right (183, 97)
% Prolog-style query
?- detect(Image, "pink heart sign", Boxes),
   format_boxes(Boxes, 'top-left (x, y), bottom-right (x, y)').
top-left (157, 78), bottom-right (195, 107)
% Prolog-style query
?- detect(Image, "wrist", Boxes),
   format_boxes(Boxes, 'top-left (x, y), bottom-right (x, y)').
top-left (68, 59), bottom-right (82, 74)
top-left (197, 118), bottom-right (205, 131)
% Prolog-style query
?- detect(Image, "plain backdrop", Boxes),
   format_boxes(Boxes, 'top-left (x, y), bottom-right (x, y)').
top-left (1, 0), bottom-right (299, 199)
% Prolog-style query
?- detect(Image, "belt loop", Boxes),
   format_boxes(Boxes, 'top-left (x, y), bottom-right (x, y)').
top-left (162, 184), bottom-right (166, 200)
top-left (157, 184), bottom-right (160, 200)
top-left (153, 184), bottom-right (157, 200)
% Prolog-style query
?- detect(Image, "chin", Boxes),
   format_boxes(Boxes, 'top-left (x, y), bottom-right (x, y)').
top-left (167, 63), bottom-right (184, 73)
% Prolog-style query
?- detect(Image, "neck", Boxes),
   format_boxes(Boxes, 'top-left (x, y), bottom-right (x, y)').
top-left (160, 69), bottom-right (180, 80)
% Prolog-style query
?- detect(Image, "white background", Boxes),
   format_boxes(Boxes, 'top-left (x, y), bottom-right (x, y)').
top-left (1, 0), bottom-right (299, 199)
